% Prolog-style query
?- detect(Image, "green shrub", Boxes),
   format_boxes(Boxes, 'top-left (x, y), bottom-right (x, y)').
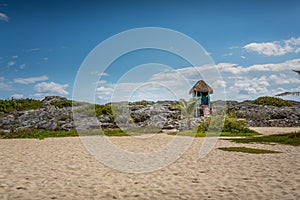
top-left (95, 104), bottom-right (113, 120)
top-left (218, 147), bottom-right (281, 154)
top-left (197, 116), bottom-right (256, 134)
top-left (0, 98), bottom-right (42, 113)
top-left (131, 100), bottom-right (150, 106)
top-left (59, 115), bottom-right (68, 121)
top-left (252, 96), bottom-right (292, 107)
top-left (222, 118), bottom-right (255, 133)
top-left (51, 100), bottom-right (73, 108)
top-left (76, 104), bottom-right (114, 121)
top-left (228, 131), bottom-right (300, 146)
top-left (75, 104), bottom-right (96, 116)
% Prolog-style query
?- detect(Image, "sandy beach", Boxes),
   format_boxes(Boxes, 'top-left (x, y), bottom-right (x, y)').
top-left (1, 127), bottom-right (300, 199)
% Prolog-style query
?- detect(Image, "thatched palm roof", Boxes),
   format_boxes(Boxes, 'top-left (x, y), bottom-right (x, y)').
top-left (189, 80), bottom-right (213, 94)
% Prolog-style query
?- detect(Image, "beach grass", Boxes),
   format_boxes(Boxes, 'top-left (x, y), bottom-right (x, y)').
top-left (0, 128), bottom-right (132, 139)
top-left (227, 131), bottom-right (300, 146)
top-left (168, 130), bottom-right (259, 137)
top-left (0, 129), bottom-right (79, 140)
top-left (218, 147), bottom-right (281, 154)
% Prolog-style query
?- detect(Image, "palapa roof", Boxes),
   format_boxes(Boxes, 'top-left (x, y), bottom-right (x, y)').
top-left (189, 80), bottom-right (213, 94)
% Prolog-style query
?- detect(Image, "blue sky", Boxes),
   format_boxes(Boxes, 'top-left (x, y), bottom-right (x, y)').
top-left (1, 0), bottom-right (300, 103)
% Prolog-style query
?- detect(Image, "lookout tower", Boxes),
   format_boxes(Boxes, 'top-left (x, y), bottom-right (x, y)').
top-left (189, 80), bottom-right (213, 117)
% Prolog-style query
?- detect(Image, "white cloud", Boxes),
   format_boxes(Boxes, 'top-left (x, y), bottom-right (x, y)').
top-left (217, 58), bottom-right (300, 74)
top-left (19, 64), bottom-right (26, 69)
top-left (95, 80), bottom-right (107, 84)
top-left (212, 80), bottom-right (226, 88)
top-left (0, 13), bottom-right (8, 21)
top-left (221, 53), bottom-right (233, 57)
top-left (7, 61), bottom-right (16, 67)
top-left (26, 48), bottom-right (40, 52)
top-left (0, 77), bottom-right (12, 90)
top-left (95, 58), bottom-right (300, 103)
top-left (230, 76), bottom-right (270, 95)
top-left (99, 72), bottom-right (109, 76)
top-left (14, 75), bottom-right (48, 84)
top-left (34, 82), bottom-right (69, 96)
top-left (96, 86), bottom-right (113, 95)
top-left (91, 71), bottom-right (109, 76)
top-left (269, 74), bottom-right (300, 85)
top-left (11, 94), bottom-right (24, 99)
top-left (244, 42), bottom-right (290, 56)
top-left (12, 55), bottom-right (18, 59)
top-left (243, 36), bottom-right (300, 56)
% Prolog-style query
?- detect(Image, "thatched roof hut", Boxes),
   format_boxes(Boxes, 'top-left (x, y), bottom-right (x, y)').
top-left (189, 80), bottom-right (213, 94)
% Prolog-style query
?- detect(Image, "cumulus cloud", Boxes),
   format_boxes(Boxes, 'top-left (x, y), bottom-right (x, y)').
top-left (212, 80), bottom-right (226, 88)
top-left (217, 58), bottom-right (300, 74)
top-left (269, 74), bottom-right (300, 85)
top-left (244, 36), bottom-right (300, 56)
top-left (34, 82), bottom-right (69, 96)
top-left (19, 64), bottom-right (26, 69)
top-left (96, 86), bottom-right (113, 95)
top-left (7, 61), bottom-right (15, 67)
top-left (230, 76), bottom-right (270, 95)
top-left (25, 48), bottom-right (40, 52)
top-left (14, 75), bottom-right (48, 84)
top-left (91, 71), bottom-right (109, 76)
top-left (0, 77), bottom-right (12, 90)
top-left (11, 94), bottom-right (24, 99)
top-left (0, 12), bottom-right (8, 21)
top-left (94, 58), bottom-right (300, 103)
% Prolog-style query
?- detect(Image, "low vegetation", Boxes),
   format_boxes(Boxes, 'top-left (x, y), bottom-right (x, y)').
top-left (51, 100), bottom-right (73, 108)
top-left (169, 116), bottom-right (259, 137)
top-left (75, 104), bottom-right (114, 119)
top-left (0, 129), bottom-right (78, 140)
top-left (168, 130), bottom-right (258, 137)
top-left (131, 100), bottom-right (150, 106)
top-left (252, 96), bottom-right (292, 107)
top-left (218, 147), bottom-right (281, 154)
top-left (0, 98), bottom-right (42, 113)
top-left (0, 128), bottom-right (132, 139)
top-left (125, 126), bottom-right (161, 134)
top-left (103, 129), bottom-right (131, 136)
top-left (227, 131), bottom-right (300, 146)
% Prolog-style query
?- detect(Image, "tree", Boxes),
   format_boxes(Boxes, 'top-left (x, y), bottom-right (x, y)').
top-left (276, 70), bottom-right (300, 97)
top-left (177, 98), bottom-right (198, 130)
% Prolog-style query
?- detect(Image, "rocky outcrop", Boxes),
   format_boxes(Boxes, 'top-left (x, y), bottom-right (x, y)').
top-left (0, 97), bottom-right (73, 132)
top-left (227, 100), bottom-right (300, 127)
top-left (0, 96), bottom-right (299, 133)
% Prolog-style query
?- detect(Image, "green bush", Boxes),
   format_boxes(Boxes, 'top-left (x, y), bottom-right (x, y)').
top-left (59, 115), bottom-right (68, 121)
top-left (131, 100), bottom-right (150, 106)
top-left (222, 118), bottom-right (255, 133)
top-left (51, 100), bottom-right (73, 108)
top-left (95, 104), bottom-right (113, 120)
top-left (252, 96), bottom-right (292, 107)
top-left (76, 104), bottom-right (114, 121)
top-left (0, 98), bottom-right (42, 113)
top-left (197, 116), bottom-right (256, 134)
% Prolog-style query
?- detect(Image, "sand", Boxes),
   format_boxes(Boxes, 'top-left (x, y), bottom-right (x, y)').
top-left (0, 128), bottom-right (300, 199)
